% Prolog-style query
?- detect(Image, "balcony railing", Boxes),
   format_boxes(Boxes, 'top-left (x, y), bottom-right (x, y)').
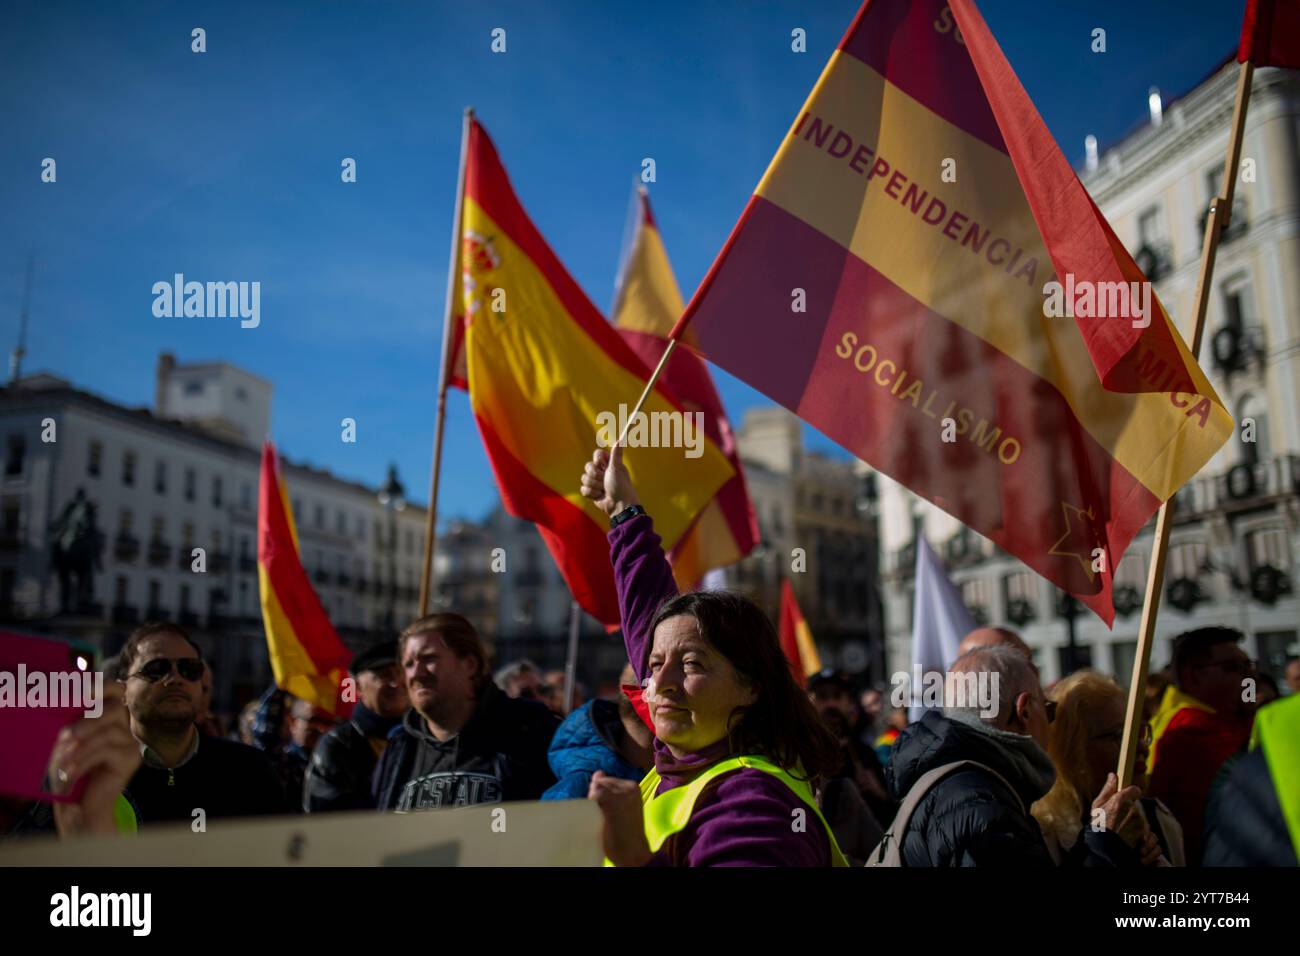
top-left (1174, 454), bottom-right (1300, 519)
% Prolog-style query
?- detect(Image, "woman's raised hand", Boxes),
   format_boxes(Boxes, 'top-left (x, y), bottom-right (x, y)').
top-left (580, 444), bottom-right (639, 519)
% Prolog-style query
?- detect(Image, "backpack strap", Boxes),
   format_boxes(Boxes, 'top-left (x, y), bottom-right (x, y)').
top-left (866, 760), bottom-right (1023, 866)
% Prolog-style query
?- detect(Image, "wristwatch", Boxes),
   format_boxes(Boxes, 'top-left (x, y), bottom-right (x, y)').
top-left (610, 504), bottom-right (647, 528)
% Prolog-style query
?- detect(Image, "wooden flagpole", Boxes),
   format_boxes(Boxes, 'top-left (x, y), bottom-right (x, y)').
top-left (419, 107), bottom-right (474, 617)
top-left (1117, 61), bottom-right (1254, 788)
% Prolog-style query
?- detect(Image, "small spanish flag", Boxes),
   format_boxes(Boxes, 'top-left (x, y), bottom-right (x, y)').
top-left (778, 580), bottom-right (822, 678)
top-left (257, 442), bottom-right (352, 715)
top-left (613, 189), bottom-right (760, 590)
top-left (454, 118), bottom-right (735, 626)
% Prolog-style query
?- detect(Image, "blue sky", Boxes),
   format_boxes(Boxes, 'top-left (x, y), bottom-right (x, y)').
top-left (2, 0), bottom-right (1243, 523)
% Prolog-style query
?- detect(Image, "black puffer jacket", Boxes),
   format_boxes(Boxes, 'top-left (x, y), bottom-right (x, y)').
top-left (1202, 749), bottom-right (1297, 867)
top-left (886, 711), bottom-right (1136, 867)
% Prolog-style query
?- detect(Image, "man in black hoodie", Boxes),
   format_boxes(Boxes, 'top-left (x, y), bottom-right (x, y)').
top-left (885, 644), bottom-right (1144, 866)
top-left (305, 641), bottom-right (408, 812)
top-left (373, 613), bottom-right (559, 811)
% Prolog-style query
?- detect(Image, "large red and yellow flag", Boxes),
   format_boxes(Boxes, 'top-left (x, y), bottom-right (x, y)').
top-left (258, 442), bottom-right (352, 715)
top-left (612, 190), bottom-right (759, 589)
top-left (454, 118), bottom-right (734, 625)
top-left (778, 580), bottom-right (822, 679)
top-left (669, 0), bottom-right (1232, 624)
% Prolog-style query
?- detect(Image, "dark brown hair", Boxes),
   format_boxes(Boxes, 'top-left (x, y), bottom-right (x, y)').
top-left (118, 620), bottom-right (203, 679)
top-left (649, 591), bottom-right (841, 785)
top-left (399, 613), bottom-right (489, 690)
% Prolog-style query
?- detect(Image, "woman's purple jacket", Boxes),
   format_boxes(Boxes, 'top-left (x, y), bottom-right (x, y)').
top-left (611, 512), bottom-right (831, 867)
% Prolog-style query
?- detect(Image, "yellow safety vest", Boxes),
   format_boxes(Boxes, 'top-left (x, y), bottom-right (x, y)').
top-left (604, 754), bottom-right (850, 867)
top-left (1148, 684), bottom-right (1213, 775)
top-left (1252, 694), bottom-right (1300, 859)
top-left (113, 794), bottom-right (137, 834)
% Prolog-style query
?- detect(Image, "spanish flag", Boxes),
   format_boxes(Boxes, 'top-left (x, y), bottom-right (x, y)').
top-left (778, 580), bottom-right (822, 678)
top-left (612, 189), bottom-right (759, 589)
top-left (257, 442), bottom-right (352, 715)
top-left (456, 118), bottom-right (734, 625)
top-left (670, 0), bottom-right (1232, 624)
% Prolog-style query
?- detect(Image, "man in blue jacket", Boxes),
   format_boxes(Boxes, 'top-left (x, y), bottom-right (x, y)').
top-left (542, 664), bottom-right (652, 800)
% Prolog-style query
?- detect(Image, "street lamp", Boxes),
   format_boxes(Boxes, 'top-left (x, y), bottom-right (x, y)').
top-left (378, 464), bottom-right (406, 631)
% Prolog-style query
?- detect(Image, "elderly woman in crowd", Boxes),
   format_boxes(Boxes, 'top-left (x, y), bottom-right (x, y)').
top-left (580, 446), bottom-right (848, 866)
top-left (1032, 669), bottom-right (1184, 866)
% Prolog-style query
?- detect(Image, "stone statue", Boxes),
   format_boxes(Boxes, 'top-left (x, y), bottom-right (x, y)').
top-left (49, 487), bottom-right (103, 612)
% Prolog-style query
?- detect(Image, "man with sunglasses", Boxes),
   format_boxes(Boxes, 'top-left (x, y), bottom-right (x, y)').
top-left (1148, 626), bottom-right (1256, 864)
top-left (120, 622), bottom-right (287, 825)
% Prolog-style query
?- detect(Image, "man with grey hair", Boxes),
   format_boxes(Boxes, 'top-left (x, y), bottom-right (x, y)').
top-left (880, 645), bottom-right (1145, 866)
top-left (494, 659), bottom-right (545, 701)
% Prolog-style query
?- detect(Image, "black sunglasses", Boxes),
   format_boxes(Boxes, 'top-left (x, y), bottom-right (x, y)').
top-left (130, 656), bottom-right (205, 683)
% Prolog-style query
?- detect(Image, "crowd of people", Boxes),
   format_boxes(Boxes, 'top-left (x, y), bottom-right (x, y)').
top-left (2, 443), bottom-right (1295, 868)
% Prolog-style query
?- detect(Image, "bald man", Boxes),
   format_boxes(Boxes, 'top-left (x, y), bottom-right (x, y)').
top-left (957, 626), bottom-right (1032, 661)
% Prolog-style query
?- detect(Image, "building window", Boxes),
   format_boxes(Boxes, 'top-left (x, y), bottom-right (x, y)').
top-left (180, 584), bottom-right (191, 613)
top-left (240, 482), bottom-right (252, 510)
top-left (5, 434), bottom-right (26, 478)
top-left (150, 515), bottom-right (165, 542)
top-left (235, 386), bottom-right (248, 401)
top-left (184, 380), bottom-right (204, 396)
top-left (181, 521), bottom-right (194, 549)
top-left (122, 451), bottom-right (136, 487)
top-left (1167, 540), bottom-right (1208, 580)
top-left (1137, 206), bottom-right (1164, 246)
top-left (336, 510), bottom-right (346, 534)
top-left (114, 576), bottom-right (128, 605)
top-left (184, 468), bottom-right (196, 502)
top-left (315, 504), bottom-right (325, 529)
top-left (154, 461), bottom-right (167, 495)
top-left (2, 501), bottom-right (20, 542)
top-left (1245, 527), bottom-right (1290, 575)
top-left (212, 476), bottom-right (223, 508)
top-left (87, 441), bottom-right (102, 478)
top-left (356, 516), bottom-right (366, 540)
top-left (148, 580), bottom-right (162, 612)
top-left (119, 509), bottom-right (133, 533)
top-left (1113, 641), bottom-right (1139, 688)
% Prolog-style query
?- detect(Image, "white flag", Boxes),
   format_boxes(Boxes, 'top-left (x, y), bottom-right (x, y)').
top-left (909, 536), bottom-right (975, 722)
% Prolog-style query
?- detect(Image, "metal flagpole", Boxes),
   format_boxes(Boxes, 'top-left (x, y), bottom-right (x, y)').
top-left (1117, 61), bottom-right (1254, 788)
top-left (419, 106), bottom-right (474, 618)
top-left (563, 599), bottom-right (582, 713)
